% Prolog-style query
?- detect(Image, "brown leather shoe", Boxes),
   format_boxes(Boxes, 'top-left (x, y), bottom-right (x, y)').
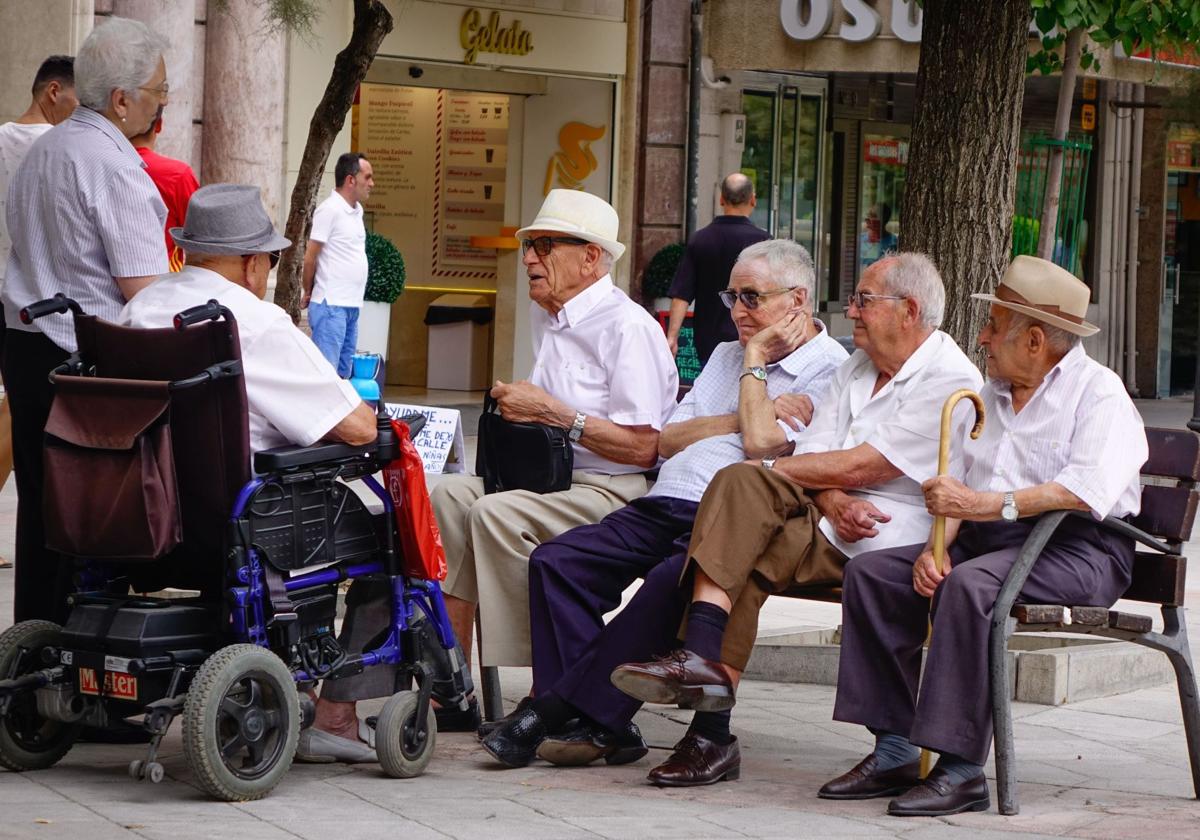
top-left (818, 754), bottom-right (921, 800)
top-left (887, 767), bottom-right (990, 817)
top-left (647, 731), bottom-right (740, 787)
top-left (610, 649), bottom-right (735, 712)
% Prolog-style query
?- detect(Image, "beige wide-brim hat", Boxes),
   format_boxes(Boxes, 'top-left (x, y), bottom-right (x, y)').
top-left (516, 189), bottom-right (625, 261)
top-left (971, 255), bottom-right (1099, 337)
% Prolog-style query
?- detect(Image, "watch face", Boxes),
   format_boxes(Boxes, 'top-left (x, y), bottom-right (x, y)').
top-left (1002, 505), bottom-right (1018, 523)
top-left (751, 366), bottom-right (767, 380)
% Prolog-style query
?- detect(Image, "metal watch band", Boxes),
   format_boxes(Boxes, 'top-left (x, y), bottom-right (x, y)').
top-left (568, 411), bottom-right (586, 442)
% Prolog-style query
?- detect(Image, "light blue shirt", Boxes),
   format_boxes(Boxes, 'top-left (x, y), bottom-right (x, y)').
top-left (3, 106), bottom-right (168, 351)
top-left (646, 322), bottom-right (848, 503)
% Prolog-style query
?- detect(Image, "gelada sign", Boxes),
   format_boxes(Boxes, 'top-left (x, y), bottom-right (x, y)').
top-left (780, 0), bottom-right (923, 43)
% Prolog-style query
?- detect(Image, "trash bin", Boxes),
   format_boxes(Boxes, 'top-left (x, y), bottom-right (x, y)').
top-left (425, 294), bottom-right (493, 390)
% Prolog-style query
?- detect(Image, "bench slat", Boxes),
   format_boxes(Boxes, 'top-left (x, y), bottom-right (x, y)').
top-left (1129, 485), bottom-right (1199, 543)
top-left (1070, 606), bottom-right (1108, 625)
top-left (1108, 610), bottom-right (1154, 633)
top-left (1012, 605), bottom-right (1064, 624)
top-left (1124, 552), bottom-right (1187, 606)
top-left (1144, 428), bottom-right (1200, 481)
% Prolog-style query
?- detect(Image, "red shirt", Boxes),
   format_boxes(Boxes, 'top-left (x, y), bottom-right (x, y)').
top-left (136, 147), bottom-right (199, 270)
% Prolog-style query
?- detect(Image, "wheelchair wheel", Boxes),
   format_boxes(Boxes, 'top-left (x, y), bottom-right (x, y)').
top-left (375, 689), bottom-right (436, 779)
top-left (0, 620), bottom-right (81, 772)
top-left (182, 644), bottom-right (299, 801)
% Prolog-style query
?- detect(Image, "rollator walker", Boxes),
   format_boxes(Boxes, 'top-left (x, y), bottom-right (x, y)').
top-left (0, 294), bottom-right (471, 800)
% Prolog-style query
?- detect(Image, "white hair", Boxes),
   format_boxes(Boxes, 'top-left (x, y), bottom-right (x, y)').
top-left (879, 251), bottom-right (945, 328)
top-left (735, 239), bottom-right (816, 303)
top-left (74, 17), bottom-right (168, 112)
top-left (1005, 310), bottom-right (1081, 354)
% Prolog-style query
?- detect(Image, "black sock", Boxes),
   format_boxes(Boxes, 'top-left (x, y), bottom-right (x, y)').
top-left (529, 691), bottom-right (578, 732)
top-left (683, 601), bottom-right (729, 662)
top-left (689, 710), bottom-right (733, 745)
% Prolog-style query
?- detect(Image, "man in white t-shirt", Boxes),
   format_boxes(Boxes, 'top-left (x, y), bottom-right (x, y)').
top-left (0, 55), bottom-right (77, 569)
top-left (301, 151), bottom-right (374, 377)
top-left (121, 183), bottom-right (376, 453)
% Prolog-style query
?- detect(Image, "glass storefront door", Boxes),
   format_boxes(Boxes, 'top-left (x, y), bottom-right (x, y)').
top-left (1158, 124), bottom-right (1200, 397)
top-left (857, 132), bottom-right (908, 273)
top-left (741, 80), bottom-right (825, 269)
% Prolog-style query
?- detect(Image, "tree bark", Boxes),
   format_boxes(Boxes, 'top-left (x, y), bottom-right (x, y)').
top-left (899, 0), bottom-right (1031, 356)
top-left (275, 0), bottom-right (394, 322)
top-left (1036, 27), bottom-right (1083, 260)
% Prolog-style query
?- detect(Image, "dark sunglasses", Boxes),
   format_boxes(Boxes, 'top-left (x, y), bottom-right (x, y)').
top-left (718, 286), bottom-right (795, 310)
top-left (245, 251), bottom-right (281, 269)
top-left (521, 236), bottom-right (591, 257)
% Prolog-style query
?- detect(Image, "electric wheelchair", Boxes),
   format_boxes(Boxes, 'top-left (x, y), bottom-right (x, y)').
top-left (0, 295), bottom-right (472, 800)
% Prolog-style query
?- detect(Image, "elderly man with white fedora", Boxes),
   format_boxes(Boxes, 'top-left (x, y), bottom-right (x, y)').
top-left (823, 255), bottom-right (1147, 817)
top-left (441, 188), bottom-right (677, 677)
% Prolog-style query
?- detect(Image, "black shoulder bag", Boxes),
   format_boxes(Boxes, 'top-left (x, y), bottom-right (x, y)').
top-left (475, 393), bottom-right (573, 494)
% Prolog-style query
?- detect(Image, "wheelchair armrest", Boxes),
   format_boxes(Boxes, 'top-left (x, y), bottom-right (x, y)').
top-left (253, 441), bottom-right (376, 473)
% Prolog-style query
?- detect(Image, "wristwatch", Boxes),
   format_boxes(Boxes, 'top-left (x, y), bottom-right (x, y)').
top-left (741, 366), bottom-right (767, 382)
top-left (568, 411), bottom-right (587, 443)
top-left (1001, 491), bottom-right (1019, 523)
top-left (761, 457), bottom-right (777, 470)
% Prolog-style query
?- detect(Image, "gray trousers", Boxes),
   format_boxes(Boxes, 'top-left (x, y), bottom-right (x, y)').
top-left (320, 579), bottom-right (396, 702)
top-left (832, 517), bottom-right (1133, 765)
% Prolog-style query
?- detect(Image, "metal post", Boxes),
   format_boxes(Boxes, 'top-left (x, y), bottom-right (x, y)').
top-left (685, 0), bottom-right (702, 239)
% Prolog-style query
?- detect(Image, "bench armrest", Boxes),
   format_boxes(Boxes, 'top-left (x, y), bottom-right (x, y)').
top-left (1096, 514), bottom-right (1177, 555)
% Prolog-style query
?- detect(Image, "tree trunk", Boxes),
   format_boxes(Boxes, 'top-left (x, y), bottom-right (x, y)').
top-left (275, 0), bottom-right (394, 322)
top-left (899, 0), bottom-right (1031, 356)
top-left (1036, 27), bottom-right (1083, 261)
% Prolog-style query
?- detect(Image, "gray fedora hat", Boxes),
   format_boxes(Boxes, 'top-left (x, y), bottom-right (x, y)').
top-left (170, 183), bottom-right (292, 255)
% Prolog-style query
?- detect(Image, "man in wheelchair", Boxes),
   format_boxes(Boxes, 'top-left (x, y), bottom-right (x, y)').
top-left (0, 184), bottom-right (470, 800)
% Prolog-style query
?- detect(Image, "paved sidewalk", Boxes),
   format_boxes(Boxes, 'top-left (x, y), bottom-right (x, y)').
top-left (1, 402), bottom-right (1199, 839)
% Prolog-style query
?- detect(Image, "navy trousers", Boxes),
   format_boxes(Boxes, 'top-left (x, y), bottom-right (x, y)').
top-left (528, 494), bottom-right (698, 729)
top-left (833, 517), bottom-right (1134, 765)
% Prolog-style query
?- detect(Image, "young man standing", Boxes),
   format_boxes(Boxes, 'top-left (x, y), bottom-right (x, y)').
top-left (302, 152), bottom-right (374, 377)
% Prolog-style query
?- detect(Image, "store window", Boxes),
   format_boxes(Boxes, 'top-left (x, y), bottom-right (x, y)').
top-left (858, 133), bottom-right (907, 274)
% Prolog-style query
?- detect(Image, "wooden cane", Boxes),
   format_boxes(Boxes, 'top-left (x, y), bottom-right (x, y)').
top-left (918, 389), bottom-right (985, 779)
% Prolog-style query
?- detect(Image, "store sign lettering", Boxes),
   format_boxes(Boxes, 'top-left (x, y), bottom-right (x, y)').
top-left (780, 0), bottom-right (922, 44)
top-left (460, 8), bottom-right (534, 65)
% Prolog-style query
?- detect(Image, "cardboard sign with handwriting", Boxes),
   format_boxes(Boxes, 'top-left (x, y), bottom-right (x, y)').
top-left (383, 403), bottom-right (466, 474)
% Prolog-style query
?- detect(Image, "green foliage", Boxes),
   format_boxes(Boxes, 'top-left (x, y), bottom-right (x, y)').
top-left (1027, 0), bottom-right (1200, 75)
top-left (642, 243), bottom-right (685, 301)
top-left (210, 0), bottom-right (323, 40)
top-left (365, 232), bottom-right (406, 304)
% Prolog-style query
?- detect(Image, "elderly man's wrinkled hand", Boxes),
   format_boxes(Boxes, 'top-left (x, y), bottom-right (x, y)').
top-left (912, 548), bottom-right (946, 598)
top-left (774, 393), bottom-right (813, 430)
top-left (922, 475), bottom-right (983, 519)
top-left (746, 307), bottom-right (809, 364)
top-left (829, 495), bottom-right (891, 543)
top-left (490, 379), bottom-right (568, 426)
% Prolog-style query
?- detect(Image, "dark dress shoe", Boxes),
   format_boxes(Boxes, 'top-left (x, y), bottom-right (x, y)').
top-left (647, 731), bottom-right (740, 787)
top-left (480, 707), bottom-right (548, 768)
top-left (476, 696), bottom-right (534, 739)
top-left (818, 754), bottom-right (921, 800)
top-left (610, 649), bottom-right (735, 712)
top-left (537, 720), bottom-right (648, 767)
top-left (887, 767), bottom-right (990, 817)
top-left (435, 696), bottom-right (482, 733)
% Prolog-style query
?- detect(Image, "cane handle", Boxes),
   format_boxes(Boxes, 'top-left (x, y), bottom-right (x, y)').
top-left (931, 390), bottom-right (985, 573)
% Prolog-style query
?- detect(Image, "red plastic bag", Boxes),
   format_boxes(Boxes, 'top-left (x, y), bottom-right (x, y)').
top-left (382, 419), bottom-right (448, 581)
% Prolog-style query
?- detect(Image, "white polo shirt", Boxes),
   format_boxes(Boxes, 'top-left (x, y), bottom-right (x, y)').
top-left (528, 274), bottom-right (679, 475)
top-left (120, 266), bottom-right (362, 454)
top-left (309, 190), bottom-right (368, 307)
top-left (795, 330), bottom-right (984, 558)
top-left (966, 344), bottom-right (1146, 520)
top-left (0, 121), bottom-right (52, 284)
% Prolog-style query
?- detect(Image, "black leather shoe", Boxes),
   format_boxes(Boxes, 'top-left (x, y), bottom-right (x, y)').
top-left (435, 696), bottom-right (482, 733)
top-left (887, 767), bottom-right (990, 817)
top-left (818, 754), bottom-right (921, 800)
top-left (647, 731), bottom-right (740, 787)
top-left (611, 649), bottom-right (735, 712)
top-left (537, 720), bottom-right (648, 767)
top-left (480, 707), bottom-right (548, 768)
top-left (477, 696), bottom-right (534, 739)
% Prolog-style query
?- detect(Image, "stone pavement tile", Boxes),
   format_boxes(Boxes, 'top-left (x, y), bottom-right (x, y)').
top-left (116, 820), bottom-right (305, 840)
top-left (697, 808), bottom-right (902, 838)
top-left (0, 818), bottom-right (138, 840)
top-left (1067, 685), bottom-right (1187, 725)
top-left (0, 773), bottom-right (75, 804)
top-left (564, 813), bottom-right (756, 839)
top-left (425, 817), bottom-right (599, 840)
top-left (270, 818), bottom-right (452, 840)
top-left (1017, 708), bottom-right (1179, 741)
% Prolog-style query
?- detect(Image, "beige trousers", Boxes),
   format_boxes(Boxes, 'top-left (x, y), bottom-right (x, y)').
top-left (433, 470), bottom-right (649, 666)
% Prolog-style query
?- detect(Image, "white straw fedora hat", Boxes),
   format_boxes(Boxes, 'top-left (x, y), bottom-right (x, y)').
top-left (971, 255), bottom-right (1099, 337)
top-left (516, 189), bottom-right (625, 261)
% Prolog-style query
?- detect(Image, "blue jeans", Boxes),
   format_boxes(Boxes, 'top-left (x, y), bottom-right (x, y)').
top-left (308, 300), bottom-right (359, 377)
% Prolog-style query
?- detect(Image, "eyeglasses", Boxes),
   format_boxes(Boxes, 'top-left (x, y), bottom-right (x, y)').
top-left (138, 82), bottom-right (169, 98)
top-left (718, 287), bottom-right (795, 310)
top-left (244, 251), bottom-right (281, 269)
top-left (521, 236), bottom-right (590, 257)
top-left (845, 292), bottom-right (906, 310)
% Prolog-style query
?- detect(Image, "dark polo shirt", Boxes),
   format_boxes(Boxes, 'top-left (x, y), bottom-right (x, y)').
top-left (668, 215), bottom-right (770, 364)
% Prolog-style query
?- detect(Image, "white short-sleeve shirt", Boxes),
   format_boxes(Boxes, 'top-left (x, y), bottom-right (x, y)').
top-left (965, 344), bottom-right (1146, 520)
top-left (528, 274), bottom-right (679, 475)
top-left (795, 330), bottom-right (985, 557)
top-left (120, 266), bottom-right (362, 454)
top-left (0, 121), bottom-right (51, 285)
top-left (309, 190), bottom-right (368, 307)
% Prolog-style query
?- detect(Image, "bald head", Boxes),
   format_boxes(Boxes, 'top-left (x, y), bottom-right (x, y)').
top-left (720, 172), bottom-right (755, 218)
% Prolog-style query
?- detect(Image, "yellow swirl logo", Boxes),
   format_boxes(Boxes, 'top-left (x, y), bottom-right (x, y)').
top-left (544, 122), bottom-right (607, 194)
